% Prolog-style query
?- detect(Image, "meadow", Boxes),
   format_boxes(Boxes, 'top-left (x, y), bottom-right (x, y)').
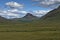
top-left (0, 20), bottom-right (59, 40)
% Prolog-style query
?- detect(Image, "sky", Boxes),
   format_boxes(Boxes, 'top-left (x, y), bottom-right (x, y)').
top-left (0, 0), bottom-right (60, 19)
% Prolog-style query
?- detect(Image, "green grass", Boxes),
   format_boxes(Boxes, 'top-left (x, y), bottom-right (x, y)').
top-left (0, 20), bottom-right (59, 40)
top-left (0, 31), bottom-right (59, 40)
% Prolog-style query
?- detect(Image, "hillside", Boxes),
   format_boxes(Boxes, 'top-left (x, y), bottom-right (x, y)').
top-left (0, 16), bottom-right (9, 22)
top-left (41, 6), bottom-right (60, 21)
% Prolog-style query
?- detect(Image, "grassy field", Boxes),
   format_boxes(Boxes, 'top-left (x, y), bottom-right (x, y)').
top-left (0, 31), bottom-right (60, 40)
top-left (0, 20), bottom-right (59, 40)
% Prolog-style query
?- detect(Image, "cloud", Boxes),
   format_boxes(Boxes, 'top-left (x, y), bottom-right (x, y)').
top-left (0, 9), bottom-right (27, 19)
top-left (32, 10), bottom-right (50, 17)
top-left (32, 0), bottom-right (40, 1)
top-left (7, 9), bottom-right (27, 14)
top-left (0, 10), bottom-right (20, 19)
top-left (32, 0), bottom-right (60, 8)
top-left (0, 1), bottom-right (27, 19)
top-left (6, 1), bottom-right (24, 8)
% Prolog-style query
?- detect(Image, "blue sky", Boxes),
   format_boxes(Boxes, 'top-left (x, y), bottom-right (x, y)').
top-left (0, 0), bottom-right (60, 19)
top-left (0, 0), bottom-right (50, 11)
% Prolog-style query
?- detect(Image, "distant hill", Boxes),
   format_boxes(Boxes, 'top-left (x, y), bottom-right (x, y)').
top-left (12, 13), bottom-right (39, 22)
top-left (22, 13), bottom-right (38, 20)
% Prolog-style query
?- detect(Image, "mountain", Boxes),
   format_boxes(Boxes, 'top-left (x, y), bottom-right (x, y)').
top-left (22, 13), bottom-right (38, 20)
top-left (12, 13), bottom-right (39, 22)
top-left (41, 6), bottom-right (60, 21)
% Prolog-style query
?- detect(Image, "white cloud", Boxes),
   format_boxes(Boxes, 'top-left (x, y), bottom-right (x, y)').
top-left (0, 11), bottom-right (20, 19)
top-left (8, 9), bottom-right (19, 12)
top-left (33, 0), bottom-right (60, 8)
top-left (7, 9), bottom-right (27, 14)
top-left (3, 1), bottom-right (27, 19)
top-left (40, 0), bottom-right (60, 6)
top-left (32, 10), bottom-right (50, 17)
top-left (0, 9), bottom-right (27, 19)
top-left (6, 1), bottom-right (23, 8)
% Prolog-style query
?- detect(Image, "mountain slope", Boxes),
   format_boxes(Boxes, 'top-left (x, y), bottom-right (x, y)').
top-left (0, 16), bottom-right (8, 22)
top-left (41, 6), bottom-right (60, 21)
